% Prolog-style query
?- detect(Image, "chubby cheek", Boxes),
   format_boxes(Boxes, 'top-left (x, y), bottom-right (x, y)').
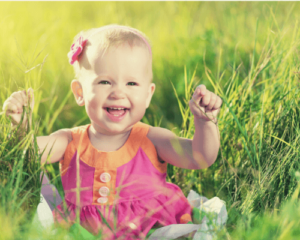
top-left (130, 93), bottom-right (148, 115)
top-left (85, 95), bottom-right (105, 119)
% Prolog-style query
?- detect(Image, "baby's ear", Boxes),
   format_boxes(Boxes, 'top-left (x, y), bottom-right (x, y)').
top-left (146, 83), bottom-right (155, 109)
top-left (71, 80), bottom-right (85, 106)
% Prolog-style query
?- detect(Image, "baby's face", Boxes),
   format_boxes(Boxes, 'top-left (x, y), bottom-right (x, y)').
top-left (73, 43), bottom-right (155, 135)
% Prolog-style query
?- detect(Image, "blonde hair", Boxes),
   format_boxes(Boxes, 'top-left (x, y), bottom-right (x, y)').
top-left (70, 24), bottom-right (152, 81)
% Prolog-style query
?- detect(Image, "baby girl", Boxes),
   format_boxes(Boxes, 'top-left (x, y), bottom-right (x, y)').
top-left (3, 24), bottom-right (222, 239)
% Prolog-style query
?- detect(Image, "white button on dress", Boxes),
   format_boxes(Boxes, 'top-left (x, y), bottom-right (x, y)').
top-left (100, 172), bottom-right (111, 182)
top-left (99, 186), bottom-right (109, 197)
top-left (97, 197), bottom-right (108, 204)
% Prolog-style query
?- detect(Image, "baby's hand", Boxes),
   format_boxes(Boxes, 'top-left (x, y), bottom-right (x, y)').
top-left (189, 85), bottom-right (222, 123)
top-left (2, 88), bottom-right (34, 127)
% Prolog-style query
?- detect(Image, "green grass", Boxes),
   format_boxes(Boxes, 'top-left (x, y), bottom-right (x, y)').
top-left (1, 2), bottom-right (300, 239)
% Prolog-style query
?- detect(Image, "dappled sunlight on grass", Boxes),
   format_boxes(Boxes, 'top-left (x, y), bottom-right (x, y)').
top-left (1, 1), bottom-right (300, 239)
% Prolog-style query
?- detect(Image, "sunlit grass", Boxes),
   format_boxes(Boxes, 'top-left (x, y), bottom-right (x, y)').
top-left (0, 1), bottom-right (300, 239)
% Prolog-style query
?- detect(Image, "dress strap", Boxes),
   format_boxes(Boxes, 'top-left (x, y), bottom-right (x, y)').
top-left (128, 121), bottom-right (150, 144)
top-left (60, 125), bottom-right (89, 176)
top-left (71, 124), bottom-right (90, 150)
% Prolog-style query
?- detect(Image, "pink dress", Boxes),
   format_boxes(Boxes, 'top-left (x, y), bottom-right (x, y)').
top-left (53, 121), bottom-right (192, 239)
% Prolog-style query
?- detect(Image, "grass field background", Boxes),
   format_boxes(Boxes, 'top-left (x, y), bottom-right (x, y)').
top-left (1, 2), bottom-right (300, 239)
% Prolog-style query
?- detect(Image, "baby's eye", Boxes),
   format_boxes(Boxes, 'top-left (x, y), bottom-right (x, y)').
top-left (127, 82), bottom-right (137, 86)
top-left (98, 80), bottom-right (110, 85)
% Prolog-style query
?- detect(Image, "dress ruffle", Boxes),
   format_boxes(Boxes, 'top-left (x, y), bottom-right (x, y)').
top-left (53, 183), bottom-right (192, 239)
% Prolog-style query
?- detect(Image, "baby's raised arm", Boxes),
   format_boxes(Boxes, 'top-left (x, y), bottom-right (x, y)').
top-left (2, 88), bottom-right (71, 164)
top-left (148, 85), bottom-right (222, 170)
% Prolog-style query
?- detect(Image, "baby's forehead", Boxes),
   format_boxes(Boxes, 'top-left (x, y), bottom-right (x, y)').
top-left (89, 28), bottom-right (150, 50)
top-left (88, 36), bottom-right (150, 59)
top-left (71, 26), bottom-right (153, 80)
top-left (85, 39), bottom-right (151, 65)
top-left (79, 42), bottom-right (153, 82)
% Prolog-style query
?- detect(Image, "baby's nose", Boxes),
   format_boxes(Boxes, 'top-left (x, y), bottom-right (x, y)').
top-left (109, 87), bottom-right (126, 99)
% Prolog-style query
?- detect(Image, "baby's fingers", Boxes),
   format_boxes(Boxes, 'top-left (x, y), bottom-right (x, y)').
top-left (214, 96), bottom-right (223, 110)
top-left (11, 91), bottom-right (27, 106)
top-left (192, 85), bottom-right (206, 104)
top-left (3, 97), bottom-right (23, 114)
top-left (205, 95), bottom-right (216, 110)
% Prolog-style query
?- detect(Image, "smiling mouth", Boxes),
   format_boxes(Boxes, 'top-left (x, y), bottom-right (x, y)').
top-left (105, 107), bottom-right (129, 116)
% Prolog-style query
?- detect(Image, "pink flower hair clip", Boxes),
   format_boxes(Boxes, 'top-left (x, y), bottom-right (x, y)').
top-left (68, 35), bottom-right (88, 65)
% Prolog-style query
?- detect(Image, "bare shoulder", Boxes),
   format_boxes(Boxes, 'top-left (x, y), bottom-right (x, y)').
top-left (50, 128), bottom-right (73, 144)
top-left (37, 128), bottom-right (73, 164)
top-left (147, 126), bottom-right (197, 169)
top-left (147, 126), bottom-right (177, 147)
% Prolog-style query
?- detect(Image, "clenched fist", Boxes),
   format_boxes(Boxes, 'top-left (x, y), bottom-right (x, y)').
top-left (189, 85), bottom-right (222, 123)
top-left (2, 88), bottom-right (34, 127)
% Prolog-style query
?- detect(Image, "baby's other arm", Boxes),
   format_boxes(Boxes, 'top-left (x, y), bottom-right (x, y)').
top-left (147, 84), bottom-right (222, 170)
top-left (37, 129), bottom-right (72, 164)
top-left (148, 124), bottom-right (220, 170)
top-left (147, 127), bottom-right (199, 169)
top-left (148, 123), bottom-right (219, 170)
top-left (2, 88), bottom-right (72, 165)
